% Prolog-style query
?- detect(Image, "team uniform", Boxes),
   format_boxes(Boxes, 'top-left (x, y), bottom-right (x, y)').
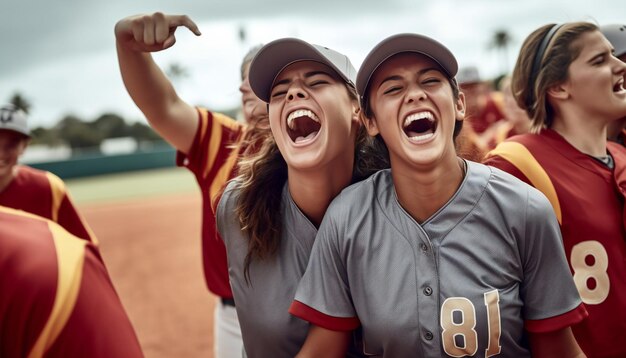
top-left (0, 206), bottom-right (143, 358)
top-left (176, 107), bottom-right (249, 355)
top-left (217, 181), bottom-right (317, 358)
top-left (0, 165), bottom-right (95, 243)
top-left (291, 161), bottom-right (586, 357)
top-left (484, 129), bottom-right (626, 357)
top-left (217, 180), bottom-right (363, 358)
top-left (467, 92), bottom-right (505, 135)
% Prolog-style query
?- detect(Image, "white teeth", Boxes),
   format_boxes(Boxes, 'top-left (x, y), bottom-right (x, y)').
top-left (409, 133), bottom-right (435, 141)
top-left (403, 112), bottom-right (434, 128)
top-left (287, 109), bottom-right (319, 129)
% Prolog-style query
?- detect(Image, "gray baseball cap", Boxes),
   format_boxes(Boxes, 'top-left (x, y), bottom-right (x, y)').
top-left (600, 24), bottom-right (626, 58)
top-left (356, 33), bottom-right (458, 106)
top-left (0, 104), bottom-right (30, 137)
top-left (249, 38), bottom-right (356, 103)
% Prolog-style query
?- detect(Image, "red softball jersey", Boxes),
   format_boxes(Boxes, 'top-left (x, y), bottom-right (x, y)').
top-left (0, 165), bottom-right (95, 243)
top-left (484, 128), bottom-right (626, 357)
top-left (177, 108), bottom-right (255, 299)
top-left (0, 206), bottom-right (143, 358)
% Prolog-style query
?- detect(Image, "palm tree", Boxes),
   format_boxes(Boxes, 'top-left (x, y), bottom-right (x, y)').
top-left (9, 92), bottom-right (32, 114)
top-left (489, 29), bottom-right (513, 75)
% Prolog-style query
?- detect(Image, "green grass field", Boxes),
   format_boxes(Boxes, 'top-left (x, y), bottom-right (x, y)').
top-left (66, 167), bottom-right (199, 204)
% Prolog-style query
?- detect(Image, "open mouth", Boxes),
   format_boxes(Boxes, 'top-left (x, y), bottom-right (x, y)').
top-left (286, 109), bottom-right (321, 143)
top-left (614, 78), bottom-right (625, 93)
top-left (403, 111), bottom-right (437, 141)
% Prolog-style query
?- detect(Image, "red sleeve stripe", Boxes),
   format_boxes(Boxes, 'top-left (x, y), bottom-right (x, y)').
top-left (289, 300), bottom-right (360, 332)
top-left (524, 303), bottom-right (588, 333)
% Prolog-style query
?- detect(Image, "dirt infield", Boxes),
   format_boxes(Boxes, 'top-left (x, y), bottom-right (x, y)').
top-left (79, 192), bottom-right (216, 358)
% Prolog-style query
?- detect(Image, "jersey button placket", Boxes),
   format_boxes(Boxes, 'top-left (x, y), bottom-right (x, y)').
top-left (424, 331), bottom-right (434, 341)
top-left (423, 286), bottom-right (433, 296)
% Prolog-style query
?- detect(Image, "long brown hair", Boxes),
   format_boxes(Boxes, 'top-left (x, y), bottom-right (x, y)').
top-left (234, 83), bottom-right (388, 283)
top-left (511, 22), bottom-right (599, 132)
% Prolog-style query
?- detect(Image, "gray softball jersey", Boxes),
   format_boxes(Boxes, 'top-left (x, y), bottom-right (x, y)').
top-left (292, 161), bottom-right (584, 357)
top-left (217, 181), bottom-right (315, 358)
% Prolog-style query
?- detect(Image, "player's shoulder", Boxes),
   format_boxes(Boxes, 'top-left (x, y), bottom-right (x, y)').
top-left (196, 107), bottom-right (244, 132)
top-left (17, 165), bottom-right (66, 189)
top-left (479, 161), bottom-right (547, 204)
top-left (15, 165), bottom-right (47, 180)
top-left (218, 179), bottom-right (241, 209)
top-left (0, 205), bottom-right (84, 261)
top-left (327, 169), bottom-right (391, 215)
top-left (472, 163), bottom-right (555, 228)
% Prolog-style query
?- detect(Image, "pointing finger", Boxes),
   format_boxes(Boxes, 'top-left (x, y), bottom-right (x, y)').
top-left (169, 15), bottom-right (201, 36)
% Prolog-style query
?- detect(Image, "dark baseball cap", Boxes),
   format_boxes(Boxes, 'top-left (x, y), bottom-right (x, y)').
top-left (249, 38), bottom-right (356, 103)
top-left (0, 104), bottom-right (30, 137)
top-left (356, 33), bottom-right (458, 106)
top-left (600, 24), bottom-right (626, 58)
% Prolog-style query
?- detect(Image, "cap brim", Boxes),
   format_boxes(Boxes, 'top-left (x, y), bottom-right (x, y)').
top-left (0, 106), bottom-right (30, 137)
top-left (0, 127), bottom-right (30, 137)
top-left (356, 33), bottom-right (458, 97)
top-left (249, 38), bottom-right (354, 103)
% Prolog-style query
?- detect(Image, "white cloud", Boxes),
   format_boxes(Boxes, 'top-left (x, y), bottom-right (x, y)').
top-left (1, 0), bottom-right (625, 127)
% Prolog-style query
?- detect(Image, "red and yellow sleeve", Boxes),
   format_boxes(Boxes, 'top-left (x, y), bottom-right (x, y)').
top-left (45, 172), bottom-right (97, 244)
top-left (0, 207), bottom-right (142, 358)
top-left (177, 108), bottom-right (246, 208)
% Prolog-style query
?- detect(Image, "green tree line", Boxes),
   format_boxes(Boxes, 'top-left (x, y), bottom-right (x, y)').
top-left (7, 92), bottom-right (238, 151)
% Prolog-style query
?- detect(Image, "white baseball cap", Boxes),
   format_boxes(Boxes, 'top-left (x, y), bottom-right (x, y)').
top-left (600, 24), bottom-right (626, 58)
top-left (249, 38), bottom-right (356, 103)
top-left (457, 65), bottom-right (482, 85)
top-left (356, 33), bottom-right (458, 107)
top-left (0, 104), bottom-right (30, 137)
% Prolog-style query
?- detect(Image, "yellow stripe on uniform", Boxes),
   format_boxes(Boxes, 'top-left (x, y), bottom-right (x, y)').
top-left (488, 141), bottom-right (562, 224)
top-left (203, 112), bottom-right (244, 180)
top-left (209, 145), bottom-right (241, 211)
top-left (28, 222), bottom-right (87, 358)
top-left (45, 172), bottom-right (65, 222)
top-left (203, 112), bottom-right (223, 179)
top-left (45, 172), bottom-right (98, 245)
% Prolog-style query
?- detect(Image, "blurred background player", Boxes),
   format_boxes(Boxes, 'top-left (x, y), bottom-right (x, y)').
top-left (601, 24), bottom-right (626, 145)
top-left (479, 75), bottom-right (531, 149)
top-left (457, 65), bottom-right (505, 135)
top-left (0, 205), bottom-right (143, 358)
top-left (454, 66), bottom-right (514, 159)
top-left (114, 13), bottom-right (269, 357)
top-left (0, 104), bottom-right (95, 243)
top-left (484, 21), bottom-right (626, 357)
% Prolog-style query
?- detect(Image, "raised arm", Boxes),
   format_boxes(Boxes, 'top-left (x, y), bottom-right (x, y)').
top-left (114, 12), bottom-right (201, 154)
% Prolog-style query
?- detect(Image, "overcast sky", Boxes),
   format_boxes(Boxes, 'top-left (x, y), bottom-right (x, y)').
top-left (1, 0), bottom-right (624, 128)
